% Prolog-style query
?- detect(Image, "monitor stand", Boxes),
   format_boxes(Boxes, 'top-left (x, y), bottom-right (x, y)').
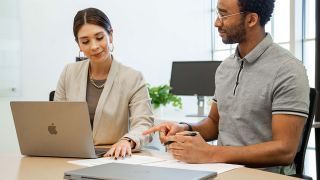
top-left (186, 96), bottom-right (207, 117)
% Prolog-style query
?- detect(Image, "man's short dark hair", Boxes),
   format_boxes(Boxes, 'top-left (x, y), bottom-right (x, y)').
top-left (238, 0), bottom-right (275, 27)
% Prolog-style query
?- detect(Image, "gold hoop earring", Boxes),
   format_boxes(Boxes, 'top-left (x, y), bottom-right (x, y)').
top-left (76, 51), bottom-right (88, 62)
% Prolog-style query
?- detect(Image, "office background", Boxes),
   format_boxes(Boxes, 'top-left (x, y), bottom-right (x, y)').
top-left (0, 0), bottom-right (317, 179)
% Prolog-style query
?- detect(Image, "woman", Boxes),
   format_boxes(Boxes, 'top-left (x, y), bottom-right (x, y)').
top-left (54, 7), bottom-right (154, 158)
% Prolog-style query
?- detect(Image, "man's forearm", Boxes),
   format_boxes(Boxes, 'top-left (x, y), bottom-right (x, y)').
top-left (191, 117), bottom-right (219, 141)
top-left (208, 140), bottom-right (296, 167)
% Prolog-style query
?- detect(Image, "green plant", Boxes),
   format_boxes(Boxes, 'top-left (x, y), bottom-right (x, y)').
top-left (147, 84), bottom-right (182, 109)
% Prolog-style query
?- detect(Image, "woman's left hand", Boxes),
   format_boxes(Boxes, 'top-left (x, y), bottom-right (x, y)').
top-left (104, 139), bottom-right (133, 159)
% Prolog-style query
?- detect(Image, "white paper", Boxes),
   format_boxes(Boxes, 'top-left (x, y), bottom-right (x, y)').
top-left (68, 154), bottom-right (243, 174)
top-left (145, 159), bottom-right (243, 174)
top-left (68, 155), bottom-right (166, 167)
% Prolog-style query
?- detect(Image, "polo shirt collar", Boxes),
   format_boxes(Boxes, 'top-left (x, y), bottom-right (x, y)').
top-left (234, 33), bottom-right (273, 63)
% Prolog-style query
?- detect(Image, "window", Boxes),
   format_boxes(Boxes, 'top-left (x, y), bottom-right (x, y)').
top-left (304, 0), bottom-right (316, 168)
top-left (304, 0), bottom-right (316, 88)
top-left (0, 0), bottom-right (21, 97)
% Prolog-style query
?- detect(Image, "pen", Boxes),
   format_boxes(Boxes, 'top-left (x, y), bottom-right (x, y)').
top-left (163, 131), bottom-right (198, 146)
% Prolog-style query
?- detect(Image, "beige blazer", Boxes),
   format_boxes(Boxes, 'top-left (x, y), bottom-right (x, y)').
top-left (54, 59), bottom-right (154, 150)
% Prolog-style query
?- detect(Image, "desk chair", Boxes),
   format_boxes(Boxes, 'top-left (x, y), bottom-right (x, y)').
top-left (49, 91), bottom-right (55, 101)
top-left (290, 88), bottom-right (316, 180)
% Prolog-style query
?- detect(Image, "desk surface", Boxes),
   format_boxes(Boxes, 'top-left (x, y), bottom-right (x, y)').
top-left (0, 102), bottom-right (300, 180)
top-left (0, 150), bottom-right (299, 180)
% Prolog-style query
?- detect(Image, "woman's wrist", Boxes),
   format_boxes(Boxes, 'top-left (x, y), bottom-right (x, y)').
top-left (120, 137), bottom-right (136, 149)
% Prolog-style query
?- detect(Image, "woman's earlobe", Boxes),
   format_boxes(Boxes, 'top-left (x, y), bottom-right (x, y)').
top-left (109, 43), bottom-right (114, 52)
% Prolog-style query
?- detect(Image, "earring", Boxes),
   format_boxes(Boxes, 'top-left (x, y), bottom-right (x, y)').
top-left (76, 51), bottom-right (88, 62)
top-left (109, 43), bottom-right (114, 53)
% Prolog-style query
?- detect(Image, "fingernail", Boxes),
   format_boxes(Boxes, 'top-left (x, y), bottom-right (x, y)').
top-left (114, 157), bottom-right (117, 160)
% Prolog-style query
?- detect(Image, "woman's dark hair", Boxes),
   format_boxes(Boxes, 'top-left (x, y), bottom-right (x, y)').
top-left (238, 0), bottom-right (275, 27)
top-left (73, 8), bottom-right (113, 42)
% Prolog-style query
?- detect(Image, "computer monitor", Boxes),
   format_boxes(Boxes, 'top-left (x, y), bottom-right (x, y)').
top-left (170, 61), bottom-right (221, 117)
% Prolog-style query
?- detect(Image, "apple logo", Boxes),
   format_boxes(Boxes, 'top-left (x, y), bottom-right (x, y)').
top-left (48, 123), bottom-right (58, 135)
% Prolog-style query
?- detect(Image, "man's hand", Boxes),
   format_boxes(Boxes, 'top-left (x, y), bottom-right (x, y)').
top-left (142, 122), bottom-right (187, 144)
top-left (167, 133), bottom-right (214, 163)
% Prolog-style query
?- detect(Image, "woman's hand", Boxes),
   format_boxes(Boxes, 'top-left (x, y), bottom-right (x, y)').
top-left (143, 122), bottom-right (186, 144)
top-left (104, 138), bottom-right (134, 159)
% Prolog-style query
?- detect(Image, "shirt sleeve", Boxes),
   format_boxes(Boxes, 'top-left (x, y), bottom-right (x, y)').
top-left (271, 60), bottom-right (309, 118)
top-left (54, 64), bottom-right (69, 101)
top-left (212, 92), bottom-right (217, 103)
top-left (122, 72), bottom-right (154, 151)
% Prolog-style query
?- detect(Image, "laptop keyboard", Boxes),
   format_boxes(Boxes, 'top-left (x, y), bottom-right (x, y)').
top-left (95, 148), bottom-right (109, 157)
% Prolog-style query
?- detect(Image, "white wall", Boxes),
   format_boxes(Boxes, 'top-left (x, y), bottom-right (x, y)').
top-left (0, 0), bottom-right (21, 97)
top-left (0, 0), bottom-right (213, 153)
top-left (20, 0), bottom-right (212, 99)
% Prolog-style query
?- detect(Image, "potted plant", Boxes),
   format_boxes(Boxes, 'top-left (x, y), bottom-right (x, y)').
top-left (147, 84), bottom-right (182, 111)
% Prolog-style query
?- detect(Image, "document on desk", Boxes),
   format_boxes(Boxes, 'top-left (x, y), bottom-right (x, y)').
top-left (145, 159), bottom-right (243, 174)
top-left (69, 155), bottom-right (243, 174)
top-left (68, 155), bottom-right (166, 167)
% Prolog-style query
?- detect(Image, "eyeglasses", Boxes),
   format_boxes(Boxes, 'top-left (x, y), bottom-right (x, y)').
top-left (215, 10), bottom-right (245, 24)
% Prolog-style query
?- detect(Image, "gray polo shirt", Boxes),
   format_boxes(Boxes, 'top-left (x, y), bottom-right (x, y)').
top-left (213, 33), bottom-right (309, 174)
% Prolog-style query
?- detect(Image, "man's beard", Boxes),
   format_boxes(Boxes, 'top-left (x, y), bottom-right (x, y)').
top-left (220, 18), bottom-right (246, 44)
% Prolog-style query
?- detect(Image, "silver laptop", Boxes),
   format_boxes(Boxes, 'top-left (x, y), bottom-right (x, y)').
top-left (64, 163), bottom-right (217, 180)
top-left (10, 101), bottom-right (108, 158)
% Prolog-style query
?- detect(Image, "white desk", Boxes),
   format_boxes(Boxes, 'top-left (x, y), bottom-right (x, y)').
top-left (0, 103), bottom-right (300, 180)
top-left (0, 151), bottom-right (300, 180)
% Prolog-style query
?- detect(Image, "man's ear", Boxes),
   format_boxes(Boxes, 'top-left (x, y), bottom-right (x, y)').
top-left (246, 13), bottom-right (259, 27)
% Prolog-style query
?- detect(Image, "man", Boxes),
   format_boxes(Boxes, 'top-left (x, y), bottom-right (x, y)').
top-left (143, 0), bottom-right (309, 175)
